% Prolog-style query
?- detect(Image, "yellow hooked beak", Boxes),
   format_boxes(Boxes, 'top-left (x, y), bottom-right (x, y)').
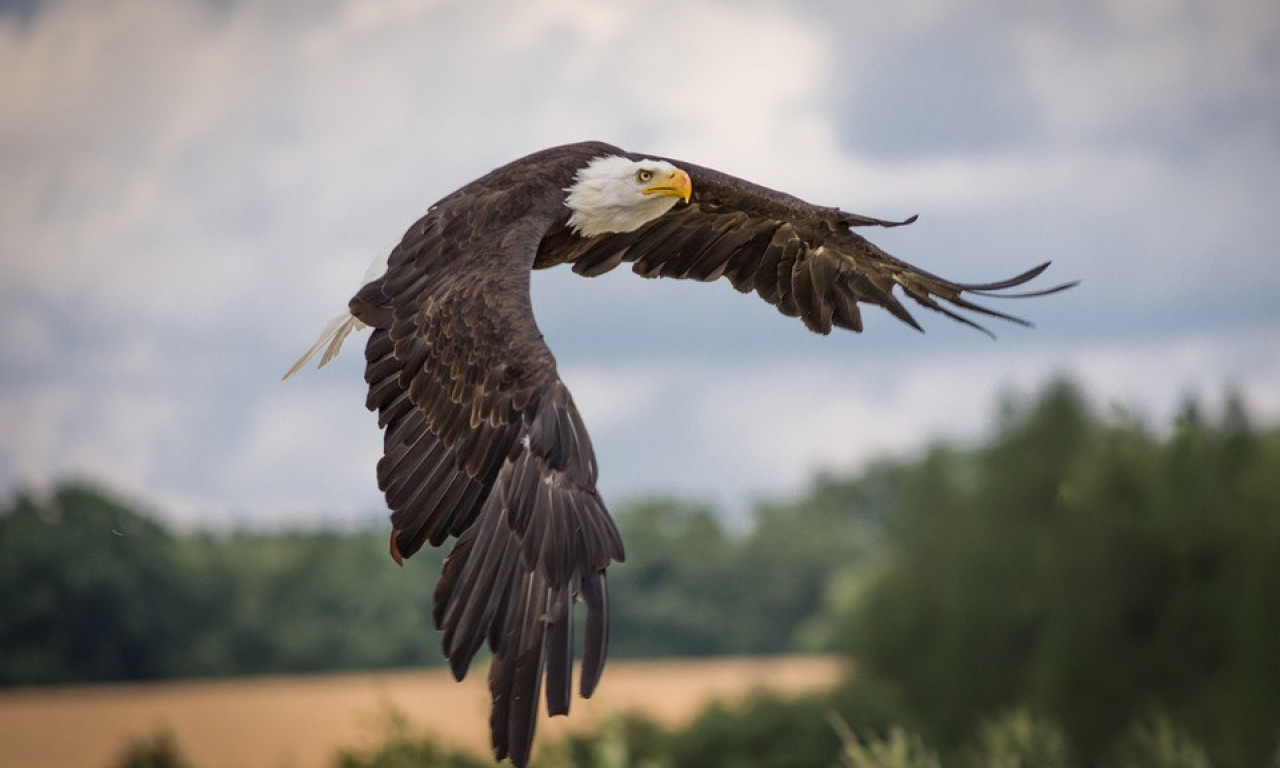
top-left (643, 167), bottom-right (693, 203)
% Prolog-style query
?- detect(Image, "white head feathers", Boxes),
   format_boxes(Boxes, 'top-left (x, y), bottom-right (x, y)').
top-left (564, 155), bottom-right (692, 237)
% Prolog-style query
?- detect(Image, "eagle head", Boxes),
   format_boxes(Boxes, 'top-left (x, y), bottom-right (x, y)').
top-left (565, 155), bottom-right (692, 237)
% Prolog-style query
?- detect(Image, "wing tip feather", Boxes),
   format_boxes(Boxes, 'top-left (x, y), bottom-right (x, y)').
top-left (281, 313), bottom-right (365, 381)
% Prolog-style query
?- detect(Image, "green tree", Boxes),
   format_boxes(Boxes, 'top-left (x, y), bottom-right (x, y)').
top-left (0, 482), bottom-right (195, 683)
top-left (0, 483), bottom-right (448, 683)
top-left (176, 529), bottom-right (443, 675)
top-left (732, 471), bottom-right (890, 653)
top-left (842, 379), bottom-right (1280, 766)
top-left (665, 690), bottom-right (840, 768)
top-left (606, 487), bottom-right (878, 658)
top-left (607, 498), bottom-right (742, 657)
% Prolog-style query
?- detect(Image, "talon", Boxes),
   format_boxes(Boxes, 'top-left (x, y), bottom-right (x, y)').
top-left (389, 530), bottom-right (405, 566)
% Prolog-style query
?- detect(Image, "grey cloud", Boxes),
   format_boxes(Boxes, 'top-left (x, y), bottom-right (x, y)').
top-left (834, 23), bottom-right (1039, 158)
top-left (1, 0), bottom-right (1277, 524)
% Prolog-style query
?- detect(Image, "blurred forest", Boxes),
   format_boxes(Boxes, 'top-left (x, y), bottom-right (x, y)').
top-left (4, 378), bottom-right (1280, 767)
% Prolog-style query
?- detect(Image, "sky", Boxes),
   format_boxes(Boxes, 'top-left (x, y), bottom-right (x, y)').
top-left (2, 0), bottom-right (1278, 527)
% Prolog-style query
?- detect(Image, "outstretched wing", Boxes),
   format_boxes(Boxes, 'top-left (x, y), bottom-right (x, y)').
top-left (351, 196), bottom-right (624, 767)
top-left (535, 159), bottom-right (1075, 336)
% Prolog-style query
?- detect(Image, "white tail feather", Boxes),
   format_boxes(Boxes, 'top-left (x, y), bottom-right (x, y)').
top-left (281, 312), bottom-right (367, 381)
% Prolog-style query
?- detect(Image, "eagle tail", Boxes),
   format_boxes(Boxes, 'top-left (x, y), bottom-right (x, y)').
top-left (281, 312), bottom-right (366, 380)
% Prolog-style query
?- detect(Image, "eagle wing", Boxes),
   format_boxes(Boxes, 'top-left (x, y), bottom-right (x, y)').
top-left (535, 158), bottom-right (1075, 336)
top-left (351, 197), bottom-right (624, 767)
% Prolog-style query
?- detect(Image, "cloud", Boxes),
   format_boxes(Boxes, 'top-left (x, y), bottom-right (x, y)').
top-left (219, 381), bottom-right (384, 522)
top-left (0, 376), bottom-right (180, 495)
top-left (1, 0), bottom-right (1278, 524)
top-left (1011, 0), bottom-right (1280, 145)
top-left (571, 325), bottom-right (1280, 512)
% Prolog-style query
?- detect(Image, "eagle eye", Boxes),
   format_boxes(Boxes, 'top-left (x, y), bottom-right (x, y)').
top-left (635, 169), bottom-right (654, 183)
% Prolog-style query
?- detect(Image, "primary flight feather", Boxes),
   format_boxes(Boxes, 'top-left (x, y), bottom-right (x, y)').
top-left (285, 140), bottom-right (1074, 766)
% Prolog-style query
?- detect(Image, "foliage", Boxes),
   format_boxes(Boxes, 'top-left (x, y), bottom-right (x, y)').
top-left (111, 729), bottom-right (193, 768)
top-left (534, 679), bottom-right (923, 768)
top-left (605, 499), bottom-right (741, 657)
top-left (0, 484), bottom-right (446, 684)
top-left (335, 705), bottom-right (491, 768)
top-left (842, 380), bottom-right (1280, 766)
top-left (532, 691), bottom-right (850, 768)
top-left (0, 477), bottom-right (874, 683)
top-left (967, 710), bottom-right (1069, 768)
top-left (534, 713), bottom-right (670, 768)
top-left (0, 484), bottom-right (194, 683)
top-left (104, 704), bottom-right (1236, 768)
top-left (608, 488), bottom-right (880, 657)
top-left (832, 717), bottom-right (941, 768)
top-left (1102, 714), bottom-right (1213, 768)
top-left (174, 528), bottom-right (445, 675)
top-left (663, 690), bottom-right (840, 768)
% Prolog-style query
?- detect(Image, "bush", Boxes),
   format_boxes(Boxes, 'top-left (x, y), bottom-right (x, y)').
top-left (112, 730), bottom-right (193, 768)
top-left (968, 710), bottom-right (1069, 768)
top-left (335, 706), bottom-right (491, 768)
top-left (832, 717), bottom-right (941, 768)
top-left (1103, 714), bottom-right (1213, 768)
top-left (534, 713), bottom-right (669, 768)
top-left (664, 690), bottom-right (840, 768)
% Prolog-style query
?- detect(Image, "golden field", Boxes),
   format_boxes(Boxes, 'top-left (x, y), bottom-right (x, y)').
top-left (0, 655), bottom-right (843, 768)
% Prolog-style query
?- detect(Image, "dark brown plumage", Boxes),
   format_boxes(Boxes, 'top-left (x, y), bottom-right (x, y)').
top-left (340, 140), bottom-right (1073, 766)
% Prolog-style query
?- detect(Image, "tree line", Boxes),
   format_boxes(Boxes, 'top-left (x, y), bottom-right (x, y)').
top-left (839, 381), bottom-right (1280, 767)
top-left (0, 455), bottom-right (879, 684)
top-left (6, 378), bottom-right (1280, 767)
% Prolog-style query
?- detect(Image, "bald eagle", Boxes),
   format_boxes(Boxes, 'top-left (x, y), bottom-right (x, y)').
top-left (285, 141), bottom-right (1072, 766)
